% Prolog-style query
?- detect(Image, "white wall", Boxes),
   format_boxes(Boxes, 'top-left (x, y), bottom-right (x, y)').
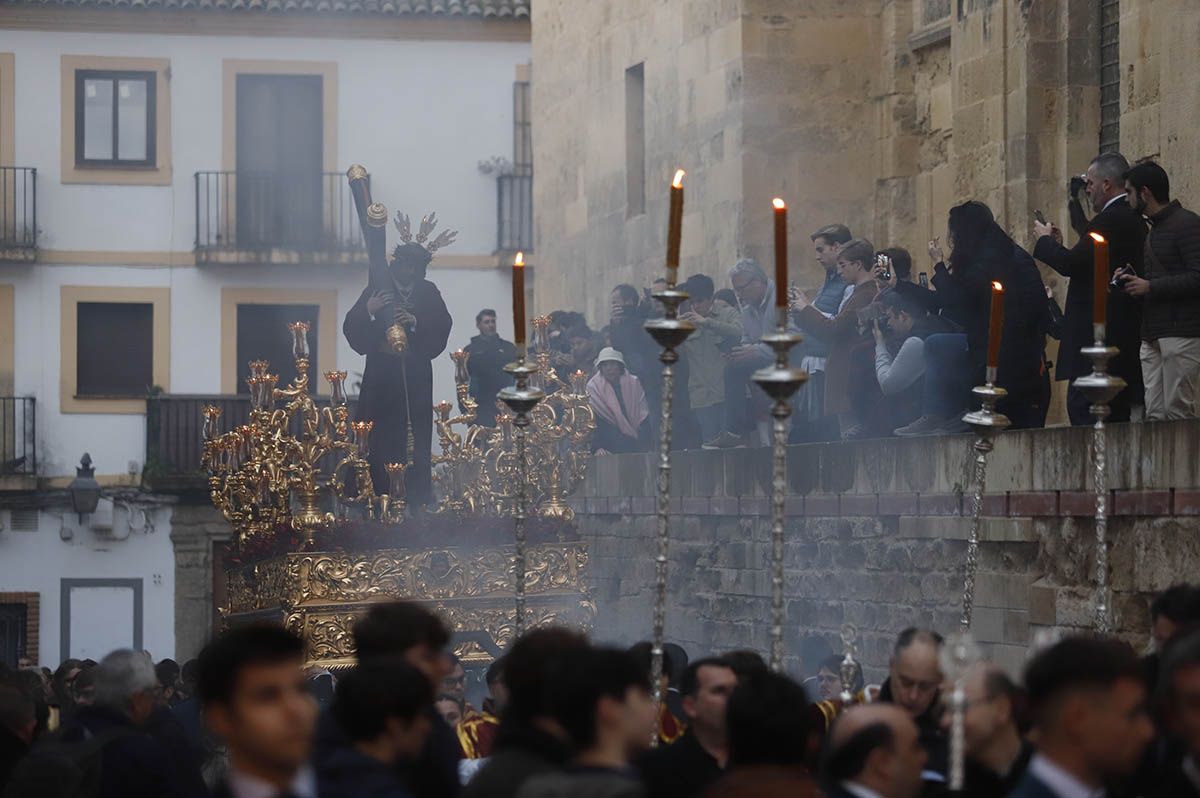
top-left (0, 505), bottom-right (176, 665)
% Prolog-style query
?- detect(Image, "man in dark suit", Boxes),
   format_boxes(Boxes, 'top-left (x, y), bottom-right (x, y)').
top-left (937, 663), bottom-right (1031, 798)
top-left (198, 624), bottom-right (319, 798)
top-left (1008, 637), bottom-right (1154, 798)
top-left (1033, 152), bottom-right (1147, 424)
top-left (1151, 631), bottom-right (1200, 798)
top-left (821, 704), bottom-right (927, 798)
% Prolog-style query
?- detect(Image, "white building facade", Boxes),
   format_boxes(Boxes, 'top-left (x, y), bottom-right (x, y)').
top-left (0, 1), bottom-right (531, 667)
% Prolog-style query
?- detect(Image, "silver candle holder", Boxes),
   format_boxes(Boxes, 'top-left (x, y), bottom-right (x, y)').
top-left (959, 370), bottom-right (1010, 632)
top-left (751, 308), bottom-right (807, 672)
top-left (1073, 327), bottom-right (1125, 635)
top-left (499, 351), bottom-right (546, 637)
top-left (838, 623), bottom-right (861, 704)
top-left (642, 285), bottom-right (695, 743)
top-left (941, 630), bottom-right (981, 792)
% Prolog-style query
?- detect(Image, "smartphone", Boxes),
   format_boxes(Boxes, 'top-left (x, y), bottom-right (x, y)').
top-left (919, 272), bottom-right (929, 289)
top-left (1034, 209), bottom-right (1047, 225)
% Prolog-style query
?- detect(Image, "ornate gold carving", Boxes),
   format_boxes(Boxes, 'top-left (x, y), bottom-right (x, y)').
top-left (346, 164), bottom-right (369, 182)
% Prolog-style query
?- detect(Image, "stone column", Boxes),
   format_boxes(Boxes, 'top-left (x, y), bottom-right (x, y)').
top-left (169, 504), bottom-right (232, 662)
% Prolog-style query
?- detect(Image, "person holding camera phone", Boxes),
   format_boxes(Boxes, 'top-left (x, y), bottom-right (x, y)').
top-left (1032, 152), bottom-right (1146, 425)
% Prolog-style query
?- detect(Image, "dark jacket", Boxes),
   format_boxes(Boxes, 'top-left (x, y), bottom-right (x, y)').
top-left (795, 281), bottom-right (879, 415)
top-left (1033, 196), bottom-right (1146, 382)
top-left (1139, 200), bottom-right (1200, 341)
top-left (144, 706), bottom-right (208, 798)
top-left (635, 730), bottom-right (723, 798)
top-left (316, 706), bottom-right (459, 798)
top-left (464, 333), bottom-right (517, 427)
top-left (877, 678), bottom-right (947, 780)
top-left (1006, 769), bottom-right (1067, 798)
top-left (516, 766), bottom-right (644, 798)
top-left (0, 726), bottom-right (28, 794)
top-left (319, 745), bottom-right (415, 798)
top-left (461, 723), bottom-right (573, 798)
top-left (925, 742), bottom-right (1032, 798)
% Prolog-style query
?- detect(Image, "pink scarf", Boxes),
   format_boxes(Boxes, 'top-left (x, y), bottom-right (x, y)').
top-left (587, 371), bottom-right (649, 439)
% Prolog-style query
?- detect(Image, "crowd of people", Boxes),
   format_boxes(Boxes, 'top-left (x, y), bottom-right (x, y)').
top-left (462, 157), bottom-right (1200, 450)
top-left (5, 583), bottom-right (1200, 798)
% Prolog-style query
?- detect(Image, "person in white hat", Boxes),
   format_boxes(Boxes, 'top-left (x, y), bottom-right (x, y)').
top-left (586, 348), bottom-right (650, 455)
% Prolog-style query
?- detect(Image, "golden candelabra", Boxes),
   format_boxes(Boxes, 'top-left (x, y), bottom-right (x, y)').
top-left (429, 320), bottom-right (595, 519)
top-left (202, 321), bottom-right (408, 547)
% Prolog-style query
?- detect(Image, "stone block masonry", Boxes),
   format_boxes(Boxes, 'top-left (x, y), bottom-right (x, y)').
top-left (573, 420), bottom-right (1200, 680)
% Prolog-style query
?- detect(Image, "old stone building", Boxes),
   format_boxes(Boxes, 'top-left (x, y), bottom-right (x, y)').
top-left (531, 0), bottom-right (1200, 335)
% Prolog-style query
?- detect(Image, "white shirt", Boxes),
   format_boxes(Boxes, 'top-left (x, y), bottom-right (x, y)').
top-left (840, 782), bottom-right (886, 798)
top-left (1101, 193), bottom-right (1126, 213)
top-left (227, 765), bottom-right (318, 798)
top-left (1028, 754), bottom-right (1104, 798)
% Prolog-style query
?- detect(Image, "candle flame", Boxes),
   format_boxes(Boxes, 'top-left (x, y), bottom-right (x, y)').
top-left (514, 251), bottom-right (525, 268)
top-left (772, 197), bottom-right (786, 210)
top-left (992, 281), bottom-right (1004, 292)
top-left (1089, 232), bottom-right (1106, 244)
top-left (672, 169), bottom-right (686, 188)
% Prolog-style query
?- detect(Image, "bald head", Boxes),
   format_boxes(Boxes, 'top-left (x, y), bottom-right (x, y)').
top-left (889, 629), bottom-right (942, 718)
top-left (824, 705), bottom-right (926, 798)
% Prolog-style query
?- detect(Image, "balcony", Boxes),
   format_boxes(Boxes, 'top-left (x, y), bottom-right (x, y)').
top-left (0, 397), bottom-right (36, 491)
top-left (0, 167), bottom-right (37, 263)
top-left (497, 171), bottom-right (533, 255)
top-left (194, 171), bottom-right (366, 266)
top-left (144, 393), bottom-right (358, 492)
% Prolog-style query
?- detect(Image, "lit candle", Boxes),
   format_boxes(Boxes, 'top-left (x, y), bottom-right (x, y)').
top-left (986, 281), bottom-right (1005, 374)
top-left (772, 198), bottom-right (788, 308)
top-left (1089, 232), bottom-right (1109, 334)
top-left (666, 169), bottom-right (685, 284)
top-left (512, 252), bottom-right (526, 356)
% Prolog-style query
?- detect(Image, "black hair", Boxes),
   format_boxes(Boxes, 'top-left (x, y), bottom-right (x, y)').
top-left (546, 646), bottom-right (649, 750)
top-left (352, 602), bottom-right (449, 664)
top-left (727, 670), bottom-right (812, 767)
top-left (196, 623), bottom-right (305, 706)
top-left (503, 627), bottom-right (590, 725)
top-left (627, 642), bottom-right (674, 683)
top-left (818, 654), bottom-right (864, 693)
top-left (893, 627), bottom-right (944, 657)
top-left (391, 242), bottom-right (434, 277)
top-left (333, 660), bottom-right (433, 742)
top-left (878, 289), bottom-right (927, 320)
top-left (0, 683), bottom-right (35, 735)
top-left (1125, 161), bottom-right (1170, 204)
top-left (1158, 631), bottom-right (1200, 703)
top-left (684, 274), bottom-right (715, 301)
top-left (823, 722), bottom-right (895, 782)
top-left (155, 659), bottom-right (180, 688)
top-left (679, 657), bottom-right (736, 698)
top-left (447, 652), bottom-right (462, 668)
top-left (485, 657), bottom-right (505, 687)
top-left (714, 288), bottom-right (737, 307)
top-left (878, 247), bottom-right (913, 281)
top-left (612, 284), bottom-right (640, 305)
top-left (1151, 584), bottom-right (1200, 624)
top-left (723, 650), bottom-right (769, 680)
top-left (476, 308), bottom-right (497, 324)
top-left (811, 223), bottom-right (853, 246)
top-left (946, 201), bottom-right (1012, 275)
top-left (1023, 637), bottom-right (1143, 726)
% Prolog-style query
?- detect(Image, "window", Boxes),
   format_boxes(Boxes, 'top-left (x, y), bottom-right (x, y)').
top-left (923, 0), bottom-right (951, 26)
top-left (625, 63), bottom-right (646, 217)
top-left (75, 70), bottom-right (156, 168)
top-left (76, 302), bottom-right (154, 397)
top-left (498, 76), bottom-right (534, 253)
top-left (236, 303), bottom-right (320, 394)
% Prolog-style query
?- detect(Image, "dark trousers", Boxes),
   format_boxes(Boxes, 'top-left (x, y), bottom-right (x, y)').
top-left (922, 334), bottom-right (971, 418)
top-left (722, 359), bottom-right (762, 436)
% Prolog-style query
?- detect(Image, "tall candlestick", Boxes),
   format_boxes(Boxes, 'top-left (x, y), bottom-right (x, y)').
top-left (666, 170), bottom-right (685, 285)
top-left (986, 281), bottom-right (1004, 374)
top-left (773, 198), bottom-right (788, 308)
top-left (512, 251), bottom-right (526, 356)
top-left (1090, 232), bottom-right (1109, 335)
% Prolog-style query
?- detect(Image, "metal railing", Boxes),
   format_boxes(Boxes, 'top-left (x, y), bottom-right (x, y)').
top-left (0, 397), bottom-right (36, 477)
top-left (194, 171), bottom-right (364, 262)
top-left (497, 172), bottom-right (533, 254)
top-left (145, 393), bottom-right (358, 488)
top-left (0, 167), bottom-right (37, 255)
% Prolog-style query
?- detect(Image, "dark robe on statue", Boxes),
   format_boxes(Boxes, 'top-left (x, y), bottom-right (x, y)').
top-left (344, 279), bottom-right (452, 508)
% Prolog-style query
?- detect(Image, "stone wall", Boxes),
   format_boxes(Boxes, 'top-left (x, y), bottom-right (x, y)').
top-left (169, 504), bottom-right (231, 662)
top-left (571, 420), bottom-right (1200, 679)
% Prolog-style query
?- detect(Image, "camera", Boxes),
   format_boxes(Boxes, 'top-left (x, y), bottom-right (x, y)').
top-left (1069, 174), bottom-right (1087, 199)
top-left (874, 254), bottom-right (892, 281)
top-left (857, 304), bottom-right (885, 327)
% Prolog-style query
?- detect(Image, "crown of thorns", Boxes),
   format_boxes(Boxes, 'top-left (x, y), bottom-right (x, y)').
top-left (394, 211), bottom-right (458, 254)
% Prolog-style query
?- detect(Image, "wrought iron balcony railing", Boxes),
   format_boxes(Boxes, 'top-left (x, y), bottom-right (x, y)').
top-left (0, 167), bottom-right (37, 261)
top-left (194, 171), bottom-right (366, 265)
top-left (0, 397), bottom-right (36, 480)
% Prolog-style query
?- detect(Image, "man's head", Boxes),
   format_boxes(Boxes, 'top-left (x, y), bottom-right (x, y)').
top-left (475, 309), bottom-right (498, 337)
top-left (678, 657), bottom-right (737, 740)
top-left (390, 242), bottom-right (433, 286)
top-left (1024, 636), bottom-right (1154, 784)
top-left (155, 658), bottom-right (180, 706)
top-left (726, 670), bottom-right (812, 768)
top-left (441, 653), bottom-right (466, 703)
top-left (197, 625), bottom-right (316, 779)
top-left (547, 646), bottom-right (655, 761)
top-left (817, 654), bottom-right (863, 702)
top-left (888, 628), bottom-right (943, 718)
top-left (1158, 631), bottom-right (1200, 761)
top-left (683, 274), bottom-right (716, 316)
top-left (0, 683), bottom-right (36, 744)
top-left (878, 290), bottom-right (925, 339)
top-left (1125, 161), bottom-right (1171, 216)
top-left (824, 704), bottom-right (926, 798)
top-left (1086, 153), bottom-right (1131, 213)
top-left (938, 663), bottom-right (1021, 758)
top-left (503, 627), bottom-right (590, 727)
top-left (1150, 583), bottom-right (1200, 652)
top-left (435, 694), bottom-right (464, 727)
top-left (93, 649), bottom-right (159, 726)
top-left (836, 239), bottom-right (877, 286)
top-left (568, 329), bottom-right (597, 364)
top-left (811, 224), bottom-right (853, 271)
top-left (728, 259), bottom-right (768, 308)
top-left (485, 657), bottom-right (509, 714)
top-left (611, 284), bottom-right (640, 316)
top-left (878, 247), bottom-right (913, 282)
top-left (333, 660), bottom-right (433, 763)
top-left (352, 601), bottom-right (451, 686)
top-left (627, 642), bottom-right (674, 697)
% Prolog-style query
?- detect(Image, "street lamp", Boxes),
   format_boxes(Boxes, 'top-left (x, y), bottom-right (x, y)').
top-left (68, 453), bottom-right (101, 520)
